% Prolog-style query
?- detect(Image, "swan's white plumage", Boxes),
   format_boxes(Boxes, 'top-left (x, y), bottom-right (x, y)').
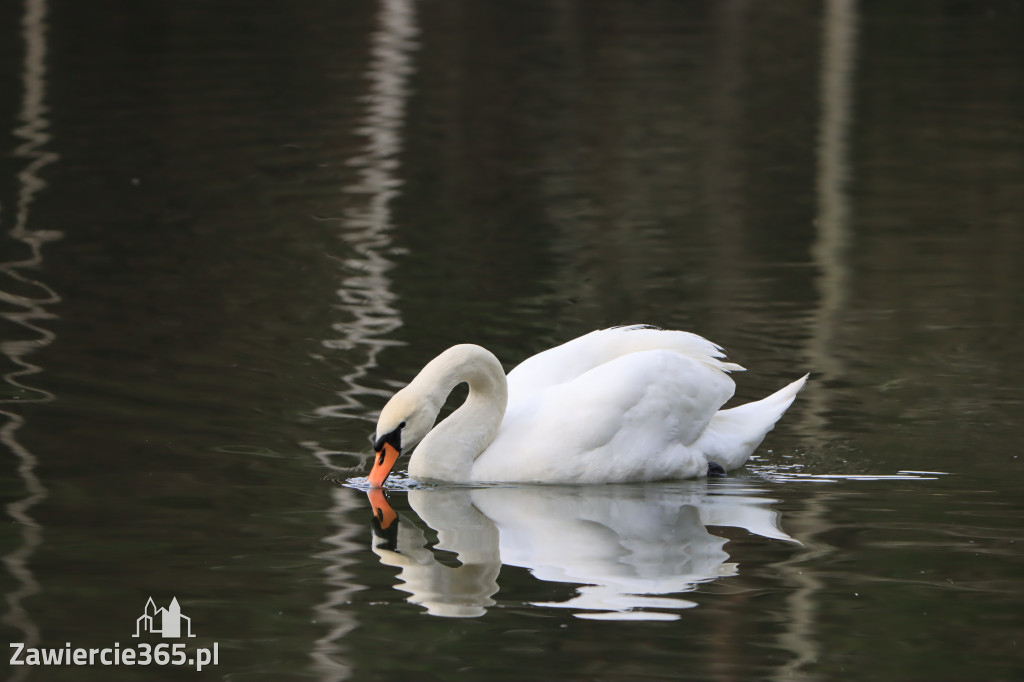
top-left (375, 325), bottom-right (806, 484)
top-left (505, 326), bottom-right (744, 398)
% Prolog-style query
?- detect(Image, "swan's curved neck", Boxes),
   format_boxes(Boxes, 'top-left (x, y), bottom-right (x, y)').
top-left (407, 345), bottom-right (508, 482)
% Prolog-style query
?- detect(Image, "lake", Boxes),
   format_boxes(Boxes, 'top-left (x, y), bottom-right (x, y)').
top-left (1, 0), bottom-right (1023, 680)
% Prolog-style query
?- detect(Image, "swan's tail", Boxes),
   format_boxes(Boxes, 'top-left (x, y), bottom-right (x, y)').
top-left (694, 374), bottom-right (808, 470)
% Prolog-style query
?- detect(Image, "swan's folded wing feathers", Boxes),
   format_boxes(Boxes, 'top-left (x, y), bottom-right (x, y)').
top-left (566, 349), bottom-right (736, 448)
top-left (507, 326), bottom-right (743, 398)
top-left (477, 349), bottom-right (736, 483)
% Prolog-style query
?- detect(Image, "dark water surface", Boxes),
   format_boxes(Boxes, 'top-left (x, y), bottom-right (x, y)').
top-left (2, 0), bottom-right (1023, 680)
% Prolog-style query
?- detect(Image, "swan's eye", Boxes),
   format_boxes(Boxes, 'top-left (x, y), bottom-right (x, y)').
top-left (374, 423), bottom-right (405, 452)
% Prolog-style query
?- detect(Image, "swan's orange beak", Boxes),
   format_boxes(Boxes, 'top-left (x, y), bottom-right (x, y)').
top-left (368, 441), bottom-right (400, 488)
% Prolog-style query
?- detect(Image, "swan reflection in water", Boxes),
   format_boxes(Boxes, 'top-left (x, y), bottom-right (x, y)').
top-left (365, 481), bottom-right (795, 620)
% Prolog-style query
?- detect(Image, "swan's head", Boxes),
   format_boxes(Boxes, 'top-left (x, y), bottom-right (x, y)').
top-left (369, 388), bottom-right (437, 487)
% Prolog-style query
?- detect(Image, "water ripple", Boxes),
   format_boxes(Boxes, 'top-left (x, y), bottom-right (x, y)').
top-left (1, 1), bottom-right (60, 677)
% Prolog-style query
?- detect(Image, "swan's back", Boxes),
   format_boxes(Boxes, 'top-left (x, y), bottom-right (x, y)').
top-left (473, 327), bottom-right (747, 483)
top-left (506, 325), bottom-right (743, 398)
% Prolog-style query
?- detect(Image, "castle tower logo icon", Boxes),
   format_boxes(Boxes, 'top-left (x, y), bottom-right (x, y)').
top-left (132, 597), bottom-right (196, 638)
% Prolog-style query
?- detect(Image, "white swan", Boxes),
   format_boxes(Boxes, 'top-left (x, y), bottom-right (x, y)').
top-left (369, 325), bottom-right (807, 486)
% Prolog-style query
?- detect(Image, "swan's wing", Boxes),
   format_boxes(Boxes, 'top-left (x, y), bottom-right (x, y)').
top-left (475, 348), bottom-right (736, 483)
top-left (507, 325), bottom-right (743, 398)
